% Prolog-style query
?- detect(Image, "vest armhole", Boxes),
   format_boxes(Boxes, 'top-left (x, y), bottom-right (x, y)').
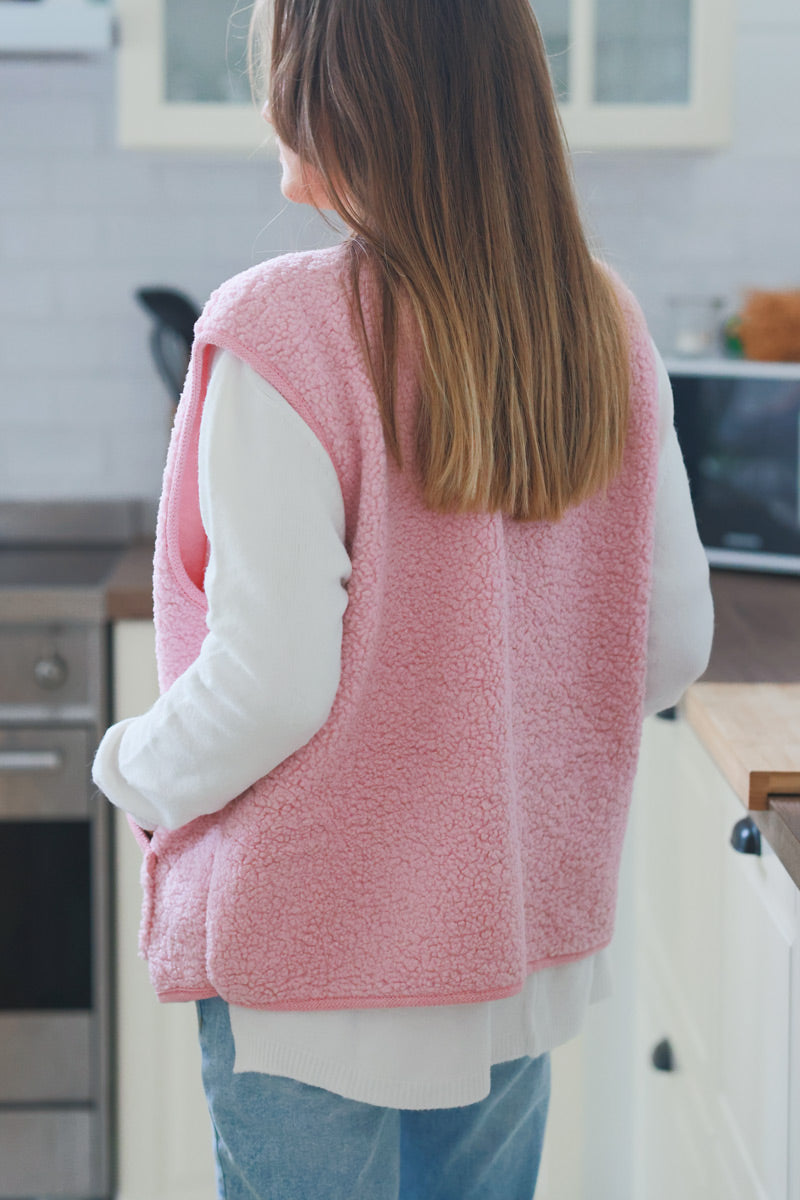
top-left (166, 342), bottom-right (214, 602)
top-left (198, 330), bottom-right (341, 475)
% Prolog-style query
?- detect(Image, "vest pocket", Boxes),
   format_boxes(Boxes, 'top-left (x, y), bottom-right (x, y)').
top-left (129, 819), bottom-right (153, 854)
top-left (135, 828), bottom-right (160, 959)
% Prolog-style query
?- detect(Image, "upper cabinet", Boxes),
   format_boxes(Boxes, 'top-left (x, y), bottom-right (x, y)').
top-left (117, 0), bottom-right (264, 150)
top-left (117, 0), bottom-right (733, 151)
top-left (546, 0), bottom-right (734, 148)
top-left (0, 0), bottom-right (114, 55)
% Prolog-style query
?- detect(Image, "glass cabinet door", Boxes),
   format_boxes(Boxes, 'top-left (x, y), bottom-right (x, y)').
top-left (117, 0), bottom-right (265, 150)
top-left (594, 0), bottom-right (691, 105)
top-left (537, 0), bottom-right (733, 149)
top-left (534, 0), bottom-right (572, 102)
top-left (164, 0), bottom-right (250, 103)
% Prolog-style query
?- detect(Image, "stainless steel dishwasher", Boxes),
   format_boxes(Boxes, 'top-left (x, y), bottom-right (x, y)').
top-left (0, 501), bottom-right (152, 1200)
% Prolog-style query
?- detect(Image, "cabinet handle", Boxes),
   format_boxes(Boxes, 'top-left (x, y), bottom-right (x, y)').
top-left (651, 1038), bottom-right (676, 1072)
top-left (730, 816), bottom-right (761, 856)
top-left (0, 749), bottom-right (64, 773)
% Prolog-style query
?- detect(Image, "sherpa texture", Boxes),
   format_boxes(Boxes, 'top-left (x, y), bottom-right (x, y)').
top-left (135, 242), bottom-right (660, 1010)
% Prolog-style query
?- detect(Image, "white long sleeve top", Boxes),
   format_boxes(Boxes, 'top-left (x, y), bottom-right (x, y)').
top-left (93, 343), bottom-right (714, 1109)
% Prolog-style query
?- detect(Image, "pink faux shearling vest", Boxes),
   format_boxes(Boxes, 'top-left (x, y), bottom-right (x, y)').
top-left (136, 242), bottom-right (660, 1010)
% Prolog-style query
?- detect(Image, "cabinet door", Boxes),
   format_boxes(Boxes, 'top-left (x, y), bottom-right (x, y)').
top-left (633, 954), bottom-right (727, 1200)
top-left (593, 0), bottom-right (691, 104)
top-left (537, 774), bottom-right (639, 1199)
top-left (117, 0), bottom-right (732, 150)
top-left (634, 715), bottom-right (725, 1091)
top-left (554, 0), bottom-right (733, 148)
top-left (117, 0), bottom-right (265, 149)
top-left (635, 714), bottom-right (798, 1200)
top-left (714, 778), bottom-right (796, 1200)
top-left (112, 621), bottom-right (218, 1200)
top-left (791, 899), bottom-right (800, 1200)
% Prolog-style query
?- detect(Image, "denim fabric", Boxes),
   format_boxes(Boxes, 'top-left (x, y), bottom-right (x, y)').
top-left (196, 997), bottom-right (550, 1200)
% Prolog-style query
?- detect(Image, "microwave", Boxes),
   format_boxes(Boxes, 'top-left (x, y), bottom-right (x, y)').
top-left (667, 357), bottom-right (800, 575)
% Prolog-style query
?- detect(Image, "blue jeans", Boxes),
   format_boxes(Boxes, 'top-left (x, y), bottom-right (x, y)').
top-left (196, 997), bottom-right (550, 1200)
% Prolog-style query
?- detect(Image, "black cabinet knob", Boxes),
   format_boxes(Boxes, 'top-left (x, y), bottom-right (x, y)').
top-left (730, 816), bottom-right (761, 856)
top-left (651, 1038), bottom-right (675, 1072)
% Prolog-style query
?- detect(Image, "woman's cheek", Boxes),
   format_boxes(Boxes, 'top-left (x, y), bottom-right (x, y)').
top-left (274, 140), bottom-right (328, 208)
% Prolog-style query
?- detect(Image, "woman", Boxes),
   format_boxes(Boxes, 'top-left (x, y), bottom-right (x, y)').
top-left (93, 1), bottom-right (713, 1196)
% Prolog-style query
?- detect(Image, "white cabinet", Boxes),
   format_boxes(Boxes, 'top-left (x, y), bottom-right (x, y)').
top-left (539, 0), bottom-right (733, 148)
top-left (792, 911), bottom-right (800, 1200)
top-left (0, 0), bottom-right (114, 55)
top-left (111, 620), bottom-right (217, 1200)
top-left (536, 769), bottom-right (639, 1199)
top-left (117, 0), bottom-right (265, 150)
top-left (633, 712), bottom-right (800, 1200)
top-left (117, 0), bottom-right (732, 149)
top-left (716, 797), bottom-right (795, 1200)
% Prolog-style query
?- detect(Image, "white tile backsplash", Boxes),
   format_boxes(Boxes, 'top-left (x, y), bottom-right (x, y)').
top-left (1, 10), bottom-right (798, 501)
top-left (0, 268), bottom-right (55, 319)
top-left (0, 96), bottom-right (101, 151)
top-left (0, 423), bottom-right (112, 498)
top-left (2, 210), bottom-right (100, 264)
top-left (1, 317), bottom-right (146, 375)
top-left (737, 0), bottom-right (799, 26)
top-left (0, 159), bottom-right (50, 208)
top-left (732, 27), bottom-right (800, 157)
top-left (51, 156), bottom-right (159, 209)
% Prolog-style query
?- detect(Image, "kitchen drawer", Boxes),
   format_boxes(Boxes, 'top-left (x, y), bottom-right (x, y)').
top-left (634, 716), bottom-right (725, 1090)
top-left (0, 623), bottom-right (104, 722)
top-left (0, 1013), bottom-right (92, 1103)
top-left (0, 727), bottom-right (92, 818)
top-left (0, 1109), bottom-right (98, 1198)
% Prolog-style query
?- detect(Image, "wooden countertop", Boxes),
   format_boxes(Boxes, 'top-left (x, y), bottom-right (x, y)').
top-left (684, 570), bottom-right (800, 890)
top-left (104, 539), bottom-right (154, 620)
top-left (683, 681), bottom-right (800, 890)
top-left (684, 683), bottom-right (800, 811)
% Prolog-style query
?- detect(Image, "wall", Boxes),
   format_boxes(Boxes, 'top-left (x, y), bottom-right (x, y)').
top-left (0, 0), bottom-right (798, 501)
top-left (573, 0), bottom-right (800, 351)
top-left (0, 58), bottom-right (340, 501)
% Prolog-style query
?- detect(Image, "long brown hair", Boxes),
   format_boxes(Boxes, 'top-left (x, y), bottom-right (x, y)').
top-left (250, 0), bottom-right (630, 521)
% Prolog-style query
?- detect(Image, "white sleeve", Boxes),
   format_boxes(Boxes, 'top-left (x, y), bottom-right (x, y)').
top-left (642, 345), bottom-right (714, 717)
top-left (91, 350), bottom-right (352, 832)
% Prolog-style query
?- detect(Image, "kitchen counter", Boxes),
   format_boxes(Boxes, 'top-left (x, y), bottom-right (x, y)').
top-left (104, 539), bottom-right (154, 620)
top-left (700, 569), bottom-right (800, 683)
top-left (684, 682), bottom-right (800, 889)
top-left (0, 501), bottom-right (157, 624)
top-left (682, 570), bottom-right (800, 890)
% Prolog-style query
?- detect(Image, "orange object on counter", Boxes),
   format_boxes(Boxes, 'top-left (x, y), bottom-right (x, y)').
top-left (739, 289), bottom-right (800, 362)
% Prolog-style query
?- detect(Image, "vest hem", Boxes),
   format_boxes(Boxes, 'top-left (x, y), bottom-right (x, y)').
top-left (157, 986), bottom-right (219, 1003)
top-left (153, 938), bottom-right (614, 1008)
